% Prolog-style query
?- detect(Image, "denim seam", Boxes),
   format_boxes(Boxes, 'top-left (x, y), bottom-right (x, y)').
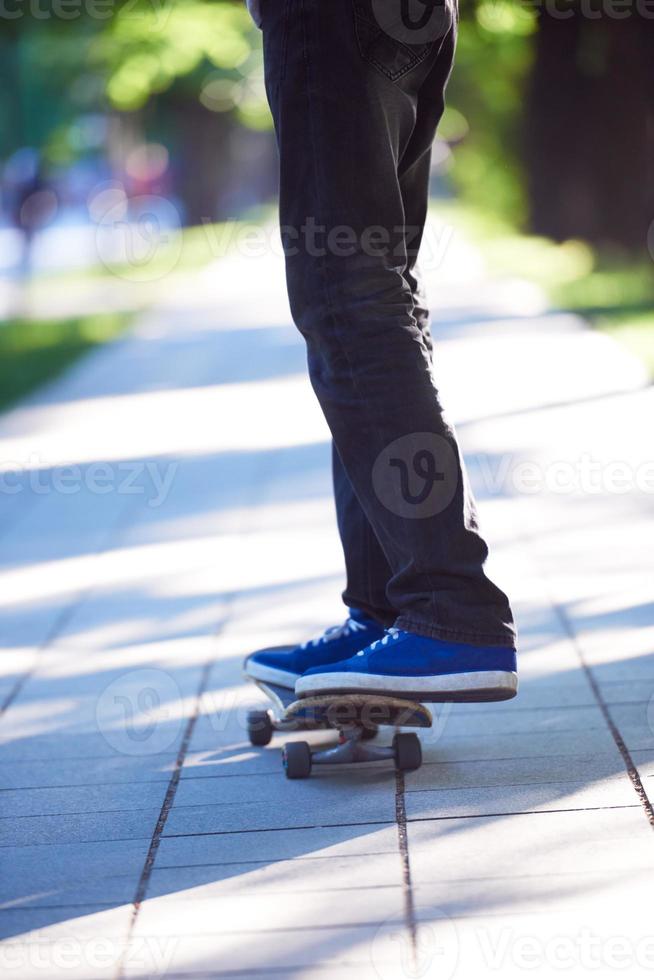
top-left (279, 0), bottom-right (293, 85)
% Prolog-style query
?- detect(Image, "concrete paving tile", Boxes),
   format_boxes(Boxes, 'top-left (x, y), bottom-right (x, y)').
top-left (442, 682), bottom-right (597, 713)
top-left (181, 746), bottom-right (292, 779)
top-left (407, 808), bottom-right (654, 881)
top-left (0, 648), bottom-right (38, 685)
top-left (413, 865), bottom-right (654, 917)
top-left (0, 684), bottom-right (18, 708)
top-left (404, 774), bottom-right (636, 821)
top-left (617, 726), bottom-right (654, 753)
top-left (133, 886), bottom-right (404, 935)
top-left (587, 658), bottom-right (654, 685)
top-left (121, 923), bottom-right (392, 979)
top-left (420, 727), bottom-right (617, 763)
top-left (6, 668), bottom-right (198, 709)
top-left (595, 679), bottom-right (654, 705)
top-left (437, 907), bottom-right (654, 979)
top-left (157, 823), bottom-right (398, 867)
top-left (630, 749), bottom-right (654, 775)
top-left (1, 878), bottom-right (136, 911)
top-left (172, 766), bottom-right (395, 810)
top-left (146, 852), bottom-right (402, 898)
top-left (0, 732), bottom-right (155, 763)
top-left (0, 782), bottom-right (168, 819)
top-left (0, 839), bottom-right (149, 892)
top-left (0, 906), bottom-right (117, 941)
top-left (0, 809), bottom-right (157, 847)
top-left (0, 480), bottom-right (131, 571)
top-left (164, 792), bottom-right (396, 837)
top-left (608, 702), bottom-right (654, 751)
top-left (0, 609), bottom-right (73, 657)
top-left (0, 669), bottom-right (193, 760)
top-left (6, 650), bottom-right (207, 715)
top-left (0, 754), bottom-right (175, 791)
top-left (410, 749), bottom-right (624, 792)
top-left (426, 702), bottom-right (606, 738)
top-left (0, 905), bottom-right (134, 979)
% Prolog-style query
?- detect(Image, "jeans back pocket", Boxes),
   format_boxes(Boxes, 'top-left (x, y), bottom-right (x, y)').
top-left (353, 0), bottom-right (452, 82)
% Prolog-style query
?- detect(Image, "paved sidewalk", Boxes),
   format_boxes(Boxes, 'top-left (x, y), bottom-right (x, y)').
top-left (1, 223), bottom-right (653, 979)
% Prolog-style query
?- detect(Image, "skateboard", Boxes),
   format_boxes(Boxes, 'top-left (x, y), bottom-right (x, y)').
top-left (247, 674), bottom-right (432, 780)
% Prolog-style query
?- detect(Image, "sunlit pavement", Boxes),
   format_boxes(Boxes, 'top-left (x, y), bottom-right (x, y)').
top-left (1, 222), bottom-right (653, 979)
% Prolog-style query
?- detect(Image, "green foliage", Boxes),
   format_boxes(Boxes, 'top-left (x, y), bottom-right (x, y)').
top-left (92, 0), bottom-right (258, 110)
top-left (0, 22), bottom-right (100, 158)
top-left (1, 0), bottom-right (538, 226)
top-left (0, 2), bottom-right (267, 163)
top-left (0, 311), bottom-right (131, 410)
top-left (447, 0), bottom-right (537, 226)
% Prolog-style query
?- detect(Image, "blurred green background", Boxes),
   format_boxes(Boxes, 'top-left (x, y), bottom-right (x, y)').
top-left (1, 0), bottom-right (653, 409)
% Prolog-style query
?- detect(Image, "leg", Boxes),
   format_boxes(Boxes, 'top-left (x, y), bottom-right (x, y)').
top-left (333, 269), bottom-right (432, 627)
top-left (334, 182), bottom-right (434, 627)
top-left (333, 442), bottom-right (396, 627)
top-left (262, 0), bottom-right (515, 648)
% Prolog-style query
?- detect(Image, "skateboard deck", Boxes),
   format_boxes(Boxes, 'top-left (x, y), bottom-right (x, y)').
top-left (284, 693), bottom-right (432, 730)
top-left (254, 678), bottom-right (297, 716)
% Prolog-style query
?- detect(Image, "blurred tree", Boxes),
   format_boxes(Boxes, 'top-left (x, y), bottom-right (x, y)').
top-left (525, 13), bottom-right (654, 251)
top-left (0, 2), bottom-right (271, 222)
top-left (93, 0), bottom-right (272, 221)
top-left (448, 0), bottom-right (538, 226)
top-left (1, 1), bottom-right (652, 250)
top-left (448, 1), bottom-right (653, 252)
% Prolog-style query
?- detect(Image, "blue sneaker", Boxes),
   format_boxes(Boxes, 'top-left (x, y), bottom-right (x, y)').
top-left (243, 610), bottom-right (385, 690)
top-left (294, 628), bottom-right (518, 702)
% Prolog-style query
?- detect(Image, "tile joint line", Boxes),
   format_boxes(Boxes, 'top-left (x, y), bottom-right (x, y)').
top-left (115, 658), bottom-right (214, 979)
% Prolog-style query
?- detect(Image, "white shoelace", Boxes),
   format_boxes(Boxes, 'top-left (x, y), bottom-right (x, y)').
top-left (361, 627), bottom-right (402, 655)
top-left (301, 616), bottom-right (367, 650)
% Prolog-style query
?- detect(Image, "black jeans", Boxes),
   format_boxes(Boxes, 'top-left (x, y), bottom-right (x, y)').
top-left (261, 0), bottom-right (516, 648)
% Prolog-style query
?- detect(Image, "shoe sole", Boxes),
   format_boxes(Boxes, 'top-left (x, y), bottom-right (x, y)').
top-left (295, 669), bottom-right (518, 703)
top-left (244, 660), bottom-right (298, 690)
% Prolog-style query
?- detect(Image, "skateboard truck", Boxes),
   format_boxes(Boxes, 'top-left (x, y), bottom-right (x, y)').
top-left (246, 675), bottom-right (430, 780)
top-left (281, 724), bottom-right (422, 780)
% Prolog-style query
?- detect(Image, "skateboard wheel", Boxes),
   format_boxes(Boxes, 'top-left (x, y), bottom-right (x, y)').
top-left (283, 741), bottom-right (312, 779)
top-left (360, 723), bottom-right (379, 741)
top-left (247, 710), bottom-right (274, 747)
top-left (393, 732), bottom-right (422, 772)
